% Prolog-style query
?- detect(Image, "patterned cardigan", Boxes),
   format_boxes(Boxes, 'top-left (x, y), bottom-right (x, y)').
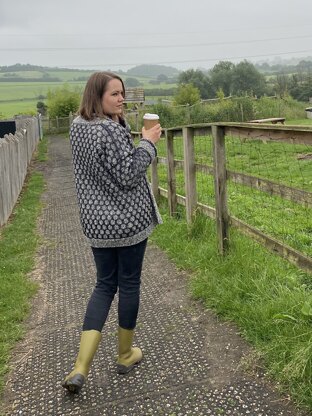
top-left (69, 116), bottom-right (162, 247)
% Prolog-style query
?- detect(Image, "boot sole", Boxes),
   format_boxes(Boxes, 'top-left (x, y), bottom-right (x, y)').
top-left (62, 373), bottom-right (85, 394)
top-left (117, 358), bottom-right (142, 374)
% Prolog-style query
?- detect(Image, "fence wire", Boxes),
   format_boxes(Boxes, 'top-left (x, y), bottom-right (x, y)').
top-left (153, 127), bottom-right (311, 265)
top-left (194, 135), bottom-right (214, 207)
top-left (225, 134), bottom-right (312, 258)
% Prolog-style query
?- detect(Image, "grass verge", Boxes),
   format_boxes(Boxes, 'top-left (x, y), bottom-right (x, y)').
top-left (286, 119), bottom-right (312, 126)
top-left (0, 137), bottom-right (47, 397)
top-left (150, 198), bottom-right (312, 411)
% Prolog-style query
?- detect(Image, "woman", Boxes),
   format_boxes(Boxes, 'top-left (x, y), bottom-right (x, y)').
top-left (62, 71), bottom-right (162, 394)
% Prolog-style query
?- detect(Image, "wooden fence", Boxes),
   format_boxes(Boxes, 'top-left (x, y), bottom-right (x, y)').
top-left (133, 122), bottom-right (312, 274)
top-left (41, 114), bottom-right (74, 135)
top-left (0, 116), bottom-right (40, 226)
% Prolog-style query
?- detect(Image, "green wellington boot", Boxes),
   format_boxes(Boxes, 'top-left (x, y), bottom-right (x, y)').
top-left (116, 327), bottom-right (143, 374)
top-left (62, 329), bottom-right (101, 394)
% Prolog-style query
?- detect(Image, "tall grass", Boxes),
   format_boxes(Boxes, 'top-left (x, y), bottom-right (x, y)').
top-left (150, 199), bottom-right (312, 411)
top-left (254, 96), bottom-right (306, 120)
top-left (0, 137), bottom-right (47, 397)
top-left (127, 97), bottom-right (308, 130)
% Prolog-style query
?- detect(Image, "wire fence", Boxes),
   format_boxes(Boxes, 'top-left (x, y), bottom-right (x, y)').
top-left (135, 123), bottom-right (312, 273)
top-left (40, 114), bottom-right (74, 135)
top-left (225, 134), bottom-right (311, 257)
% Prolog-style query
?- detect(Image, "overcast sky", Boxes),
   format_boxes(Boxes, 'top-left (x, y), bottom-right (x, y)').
top-left (1, 0), bottom-right (312, 72)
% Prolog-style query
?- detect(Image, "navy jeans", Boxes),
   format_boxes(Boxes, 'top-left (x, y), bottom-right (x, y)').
top-left (82, 239), bottom-right (148, 332)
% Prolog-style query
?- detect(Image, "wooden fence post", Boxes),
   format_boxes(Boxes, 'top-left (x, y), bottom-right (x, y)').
top-left (69, 112), bottom-right (74, 127)
top-left (151, 157), bottom-right (159, 200)
top-left (166, 130), bottom-right (177, 217)
top-left (212, 125), bottom-right (229, 254)
top-left (183, 127), bottom-right (197, 223)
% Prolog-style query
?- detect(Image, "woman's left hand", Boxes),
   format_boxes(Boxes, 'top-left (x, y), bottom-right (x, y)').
top-left (142, 124), bottom-right (162, 145)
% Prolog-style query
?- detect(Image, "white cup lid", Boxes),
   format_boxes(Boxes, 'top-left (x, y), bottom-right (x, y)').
top-left (143, 113), bottom-right (159, 120)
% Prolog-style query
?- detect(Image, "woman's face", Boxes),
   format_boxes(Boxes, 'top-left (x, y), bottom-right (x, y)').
top-left (101, 78), bottom-right (124, 119)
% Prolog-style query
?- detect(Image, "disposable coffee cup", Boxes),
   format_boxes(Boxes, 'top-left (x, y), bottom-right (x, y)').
top-left (143, 113), bottom-right (159, 130)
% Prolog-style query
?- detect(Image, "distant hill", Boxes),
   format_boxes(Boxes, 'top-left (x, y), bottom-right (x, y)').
top-left (1, 58), bottom-right (312, 78)
top-left (0, 63), bottom-right (180, 81)
top-left (0, 63), bottom-right (89, 73)
top-left (126, 64), bottom-right (180, 78)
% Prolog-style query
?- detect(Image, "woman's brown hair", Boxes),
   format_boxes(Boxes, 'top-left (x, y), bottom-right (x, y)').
top-left (79, 71), bottom-right (125, 121)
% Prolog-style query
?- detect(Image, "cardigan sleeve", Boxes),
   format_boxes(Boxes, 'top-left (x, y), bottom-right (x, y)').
top-left (96, 124), bottom-right (157, 190)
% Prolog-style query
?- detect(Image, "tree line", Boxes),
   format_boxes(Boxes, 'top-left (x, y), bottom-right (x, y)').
top-left (125, 60), bottom-right (312, 105)
top-left (174, 60), bottom-right (312, 104)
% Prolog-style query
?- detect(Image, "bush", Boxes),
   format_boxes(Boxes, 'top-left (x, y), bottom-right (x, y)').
top-left (174, 84), bottom-right (201, 106)
top-left (189, 97), bottom-right (255, 124)
top-left (149, 103), bottom-right (186, 128)
top-left (47, 85), bottom-right (81, 118)
top-left (125, 77), bottom-right (141, 87)
top-left (144, 88), bottom-right (178, 96)
top-left (36, 101), bottom-right (47, 116)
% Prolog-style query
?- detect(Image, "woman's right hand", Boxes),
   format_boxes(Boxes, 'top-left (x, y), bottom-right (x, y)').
top-left (142, 124), bottom-right (162, 145)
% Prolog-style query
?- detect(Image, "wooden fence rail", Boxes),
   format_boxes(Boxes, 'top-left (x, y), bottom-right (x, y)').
top-left (133, 122), bottom-right (312, 274)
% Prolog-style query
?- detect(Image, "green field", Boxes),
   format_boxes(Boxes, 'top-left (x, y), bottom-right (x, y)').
top-left (0, 76), bottom-right (177, 118)
top-left (0, 81), bottom-right (85, 100)
top-left (0, 100), bottom-right (39, 117)
top-left (0, 81), bottom-right (86, 117)
top-left (0, 64), bottom-right (179, 118)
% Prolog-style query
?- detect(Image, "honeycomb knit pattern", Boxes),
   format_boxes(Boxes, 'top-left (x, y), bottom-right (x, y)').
top-left (69, 116), bottom-right (162, 248)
